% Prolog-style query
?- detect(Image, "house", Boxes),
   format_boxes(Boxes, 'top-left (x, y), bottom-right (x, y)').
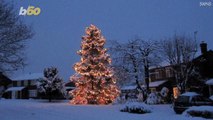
top-left (149, 41), bottom-right (213, 98)
top-left (4, 73), bottom-right (43, 99)
top-left (65, 81), bottom-right (76, 99)
top-left (192, 42), bottom-right (213, 79)
top-left (121, 85), bottom-right (138, 98)
top-left (189, 42), bottom-right (213, 97)
top-left (0, 72), bottom-right (12, 98)
top-left (149, 65), bottom-right (176, 97)
top-left (146, 80), bottom-right (171, 92)
top-left (65, 81), bottom-right (75, 91)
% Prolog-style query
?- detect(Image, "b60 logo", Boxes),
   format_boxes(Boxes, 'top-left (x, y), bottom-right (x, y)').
top-left (19, 6), bottom-right (41, 16)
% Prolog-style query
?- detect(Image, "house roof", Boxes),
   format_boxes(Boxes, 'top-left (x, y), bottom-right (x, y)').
top-left (149, 61), bottom-right (170, 70)
top-left (12, 73), bottom-right (43, 81)
top-left (65, 87), bottom-right (75, 90)
top-left (181, 92), bottom-right (199, 97)
top-left (5, 87), bottom-right (25, 92)
top-left (149, 80), bottom-right (168, 88)
top-left (206, 79), bottom-right (213, 85)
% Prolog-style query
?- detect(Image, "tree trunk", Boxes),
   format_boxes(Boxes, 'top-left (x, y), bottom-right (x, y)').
top-left (48, 89), bottom-right (52, 102)
top-left (144, 58), bottom-right (150, 92)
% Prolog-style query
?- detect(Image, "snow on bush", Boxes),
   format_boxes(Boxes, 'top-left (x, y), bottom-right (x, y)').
top-left (146, 92), bottom-right (161, 104)
top-left (210, 95), bottom-right (213, 101)
top-left (120, 102), bottom-right (152, 114)
top-left (37, 67), bottom-right (66, 102)
top-left (183, 106), bottom-right (213, 119)
top-left (160, 87), bottom-right (169, 97)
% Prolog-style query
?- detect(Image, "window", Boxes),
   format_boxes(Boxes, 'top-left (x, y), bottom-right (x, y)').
top-left (173, 87), bottom-right (180, 99)
top-left (24, 80), bottom-right (28, 86)
top-left (166, 68), bottom-right (174, 78)
top-left (31, 80), bottom-right (37, 85)
top-left (29, 90), bottom-right (37, 97)
top-left (155, 71), bottom-right (160, 79)
top-left (17, 81), bottom-right (21, 87)
top-left (150, 88), bottom-right (156, 92)
top-left (166, 69), bottom-right (171, 78)
top-left (13, 81), bottom-right (17, 86)
top-left (21, 81), bottom-right (24, 86)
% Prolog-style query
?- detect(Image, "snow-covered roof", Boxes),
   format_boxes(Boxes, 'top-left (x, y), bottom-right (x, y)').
top-left (206, 79), bottom-right (213, 85)
top-left (149, 80), bottom-right (167, 87)
top-left (149, 61), bottom-right (170, 69)
top-left (181, 92), bottom-right (199, 97)
top-left (210, 95), bottom-right (213, 101)
top-left (12, 73), bottom-right (43, 81)
top-left (5, 87), bottom-right (25, 92)
top-left (121, 85), bottom-right (137, 90)
top-left (65, 87), bottom-right (75, 90)
top-left (183, 106), bottom-right (213, 116)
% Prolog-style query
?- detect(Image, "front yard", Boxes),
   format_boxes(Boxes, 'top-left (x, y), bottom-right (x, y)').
top-left (0, 99), bottom-right (205, 120)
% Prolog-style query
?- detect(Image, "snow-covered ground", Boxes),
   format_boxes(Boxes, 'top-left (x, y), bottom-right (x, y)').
top-left (0, 99), bottom-right (206, 120)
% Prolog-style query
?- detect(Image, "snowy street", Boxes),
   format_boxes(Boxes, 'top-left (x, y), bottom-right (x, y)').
top-left (0, 100), bottom-right (205, 120)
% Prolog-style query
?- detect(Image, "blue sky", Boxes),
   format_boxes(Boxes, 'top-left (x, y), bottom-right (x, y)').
top-left (9, 0), bottom-right (213, 81)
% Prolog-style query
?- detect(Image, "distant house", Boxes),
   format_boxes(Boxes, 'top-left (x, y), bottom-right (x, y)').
top-left (121, 85), bottom-right (137, 98)
top-left (65, 81), bottom-right (75, 92)
top-left (4, 73), bottom-right (43, 99)
top-left (146, 80), bottom-right (171, 92)
top-left (65, 81), bottom-right (76, 99)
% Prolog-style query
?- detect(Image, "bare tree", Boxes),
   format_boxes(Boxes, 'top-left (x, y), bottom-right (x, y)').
top-left (0, 0), bottom-right (33, 73)
top-left (136, 39), bottom-right (161, 92)
top-left (109, 40), bottom-right (143, 90)
top-left (161, 34), bottom-right (197, 93)
top-left (109, 38), bottom-right (161, 92)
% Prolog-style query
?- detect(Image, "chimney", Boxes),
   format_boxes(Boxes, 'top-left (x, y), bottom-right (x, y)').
top-left (200, 41), bottom-right (207, 54)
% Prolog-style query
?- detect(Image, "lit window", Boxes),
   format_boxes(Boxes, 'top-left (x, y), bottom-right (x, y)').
top-left (173, 87), bottom-right (180, 99)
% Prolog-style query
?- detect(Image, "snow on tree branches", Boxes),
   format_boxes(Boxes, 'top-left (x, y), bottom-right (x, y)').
top-left (37, 67), bottom-right (66, 102)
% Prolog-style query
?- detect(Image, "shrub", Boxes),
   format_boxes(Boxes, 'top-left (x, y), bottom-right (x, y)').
top-left (120, 102), bottom-right (151, 114)
top-left (183, 106), bottom-right (213, 119)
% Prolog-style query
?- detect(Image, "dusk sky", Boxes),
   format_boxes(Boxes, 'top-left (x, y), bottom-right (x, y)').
top-left (10, 0), bottom-right (213, 81)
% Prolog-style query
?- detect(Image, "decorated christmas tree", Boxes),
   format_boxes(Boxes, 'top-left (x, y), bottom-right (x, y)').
top-left (70, 24), bottom-right (120, 105)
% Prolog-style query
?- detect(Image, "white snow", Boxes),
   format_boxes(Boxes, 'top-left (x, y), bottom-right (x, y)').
top-left (206, 79), bottom-right (213, 85)
top-left (65, 87), bottom-right (75, 90)
top-left (0, 99), bottom-right (205, 120)
top-left (181, 92), bottom-right (199, 97)
top-left (149, 80), bottom-right (167, 87)
top-left (121, 85), bottom-right (137, 90)
top-left (183, 106), bottom-right (213, 118)
top-left (210, 95), bottom-right (213, 101)
top-left (12, 73), bottom-right (43, 81)
top-left (160, 87), bottom-right (169, 97)
top-left (120, 102), bottom-right (152, 113)
top-left (146, 92), bottom-right (161, 104)
top-left (5, 87), bottom-right (25, 92)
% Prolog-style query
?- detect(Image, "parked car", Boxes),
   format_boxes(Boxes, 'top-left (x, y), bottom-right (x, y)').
top-left (173, 92), bottom-right (213, 114)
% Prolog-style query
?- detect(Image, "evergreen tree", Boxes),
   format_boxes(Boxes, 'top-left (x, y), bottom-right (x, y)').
top-left (70, 25), bottom-right (119, 104)
top-left (37, 67), bottom-right (66, 102)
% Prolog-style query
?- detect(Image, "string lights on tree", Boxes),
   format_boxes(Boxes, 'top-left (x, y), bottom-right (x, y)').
top-left (70, 24), bottom-right (120, 105)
